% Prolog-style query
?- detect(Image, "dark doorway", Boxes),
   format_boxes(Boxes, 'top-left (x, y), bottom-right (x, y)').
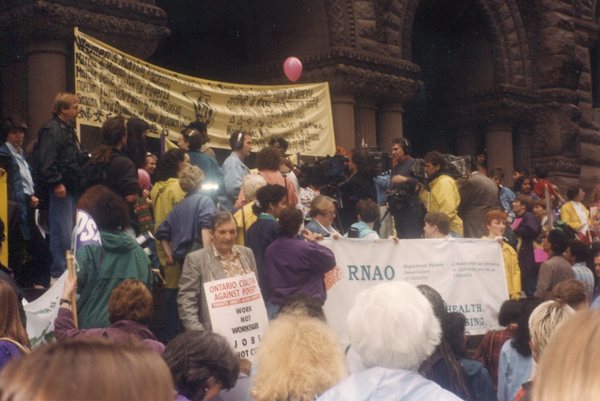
top-left (404, 0), bottom-right (495, 157)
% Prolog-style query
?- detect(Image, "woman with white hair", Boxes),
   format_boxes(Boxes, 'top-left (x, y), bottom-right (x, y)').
top-left (233, 173), bottom-right (267, 245)
top-left (317, 281), bottom-right (463, 401)
top-left (513, 300), bottom-right (574, 401)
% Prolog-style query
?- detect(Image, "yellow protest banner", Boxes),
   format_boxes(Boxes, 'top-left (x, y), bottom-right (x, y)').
top-left (0, 168), bottom-right (7, 266)
top-left (74, 29), bottom-right (336, 156)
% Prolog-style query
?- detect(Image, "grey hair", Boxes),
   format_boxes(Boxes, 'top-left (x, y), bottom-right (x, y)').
top-left (242, 173), bottom-right (267, 202)
top-left (178, 165), bottom-right (205, 193)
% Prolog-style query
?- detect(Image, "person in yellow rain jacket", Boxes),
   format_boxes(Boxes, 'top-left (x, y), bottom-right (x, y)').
top-left (419, 151), bottom-right (463, 236)
top-left (560, 186), bottom-right (590, 241)
top-left (483, 209), bottom-right (521, 300)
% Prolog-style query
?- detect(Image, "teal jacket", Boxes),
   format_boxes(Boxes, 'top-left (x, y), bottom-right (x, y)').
top-left (76, 230), bottom-right (151, 329)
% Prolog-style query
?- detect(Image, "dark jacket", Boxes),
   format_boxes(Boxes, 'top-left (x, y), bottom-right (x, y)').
top-left (340, 172), bottom-right (377, 231)
top-left (245, 214), bottom-right (278, 301)
top-left (0, 144), bottom-right (30, 238)
top-left (513, 211), bottom-right (540, 274)
top-left (32, 116), bottom-right (87, 195)
top-left (104, 148), bottom-right (139, 198)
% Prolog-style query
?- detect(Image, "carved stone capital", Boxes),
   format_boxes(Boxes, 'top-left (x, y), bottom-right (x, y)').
top-left (0, 1), bottom-right (169, 60)
top-left (442, 86), bottom-right (540, 129)
top-left (530, 156), bottom-right (581, 175)
top-left (240, 48), bottom-right (420, 105)
top-left (531, 103), bottom-right (581, 158)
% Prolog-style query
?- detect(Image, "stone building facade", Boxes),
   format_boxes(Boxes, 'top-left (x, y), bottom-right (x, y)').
top-left (0, 0), bottom-right (169, 147)
top-left (2, 0), bottom-right (600, 190)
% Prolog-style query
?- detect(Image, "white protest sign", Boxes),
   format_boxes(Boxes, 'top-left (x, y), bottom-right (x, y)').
top-left (322, 238), bottom-right (507, 338)
top-left (204, 273), bottom-right (268, 361)
top-left (23, 271), bottom-right (67, 347)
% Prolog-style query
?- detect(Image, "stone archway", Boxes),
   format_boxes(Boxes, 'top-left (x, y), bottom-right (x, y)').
top-left (400, 0), bottom-right (499, 155)
top-left (399, 0), bottom-right (534, 88)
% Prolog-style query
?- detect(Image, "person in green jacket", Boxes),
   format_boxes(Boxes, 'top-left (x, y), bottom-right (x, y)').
top-left (75, 185), bottom-right (152, 329)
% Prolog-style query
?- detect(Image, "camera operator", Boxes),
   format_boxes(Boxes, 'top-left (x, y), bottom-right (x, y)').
top-left (388, 138), bottom-right (423, 238)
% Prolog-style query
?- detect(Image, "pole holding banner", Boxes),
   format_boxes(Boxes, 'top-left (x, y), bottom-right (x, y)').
top-left (66, 250), bottom-right (78, 328)
top-left (0, 168), bottom-right (7, 267)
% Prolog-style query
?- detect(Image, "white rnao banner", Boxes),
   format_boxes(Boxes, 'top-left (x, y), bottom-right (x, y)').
top-left (322, 238), bottom-right (507, 339)
top-left (204, 273), bottom-right (269, 361)
top-left (23, 272), bottom-right (67, 347)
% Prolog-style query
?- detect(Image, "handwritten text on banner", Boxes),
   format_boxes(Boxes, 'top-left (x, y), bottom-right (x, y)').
top-left (74, 29), bottom-right (336, 156)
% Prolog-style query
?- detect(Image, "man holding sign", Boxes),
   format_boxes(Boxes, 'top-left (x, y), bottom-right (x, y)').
top-left (178, 212), bottom-right (258, 332)
top-left (178, 212), bottom-right (269, 361)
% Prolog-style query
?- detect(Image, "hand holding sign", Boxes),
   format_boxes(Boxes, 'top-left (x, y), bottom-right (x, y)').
top-left (283, 57), bottom-right (303, 83)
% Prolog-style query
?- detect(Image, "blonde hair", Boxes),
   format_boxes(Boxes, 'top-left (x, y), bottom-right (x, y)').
top-left (533, 310), bottom-right (600, 401)
top-left (251, 315), bottom-right (347, 401)
top-left (51, 92), bottom-right (79, 114)
top-left (178, 165), bottom-right (205, 193)
top-left (309, 195), bottom-right (336, 218)
top-left (528, 300), bottom-right (574, 361)
top-left (0, 338), bottom-right (174, 401)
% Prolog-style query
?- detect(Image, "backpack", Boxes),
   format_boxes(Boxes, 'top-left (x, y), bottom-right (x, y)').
top-left (78, 153), bottom-right (115, 193)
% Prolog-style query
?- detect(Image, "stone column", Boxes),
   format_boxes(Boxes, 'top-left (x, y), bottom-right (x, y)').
top-left (485, 122), bottom-right (514, 186)
top-left (355, 102), bottom-right (377, 147)
top-left (455, 127), bottom-right (480, 157)
top-left (331, 95), bottom-right (356, 151)
top-left (378, 103), bottom-right (404, 152)
top-left (27, 41), bottom-right (67, 138)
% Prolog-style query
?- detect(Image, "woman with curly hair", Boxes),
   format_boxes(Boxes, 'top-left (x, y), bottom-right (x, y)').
top-left (75, 185), bottom-right (152, 329)
top-left (251, 313), bottom-right (347, 401)
top-left (235, 147), bottom-right (297, 209)
top-left (54, 278), bottom-right (164, 353)
top-left (163, 330), bottom-right (240, 401)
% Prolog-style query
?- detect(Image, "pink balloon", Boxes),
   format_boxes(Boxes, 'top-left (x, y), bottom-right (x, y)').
top-left (283, 57), bottom-right (303, 83)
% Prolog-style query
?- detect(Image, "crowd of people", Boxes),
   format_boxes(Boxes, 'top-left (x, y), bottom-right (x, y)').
top-left (2, 92), bottom-right (600, 400)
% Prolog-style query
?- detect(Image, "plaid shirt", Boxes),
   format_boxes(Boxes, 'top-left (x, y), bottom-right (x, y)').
top-left (473, 325), bottom-right (517, 390)
top-left (212, 245), bottom-right (250, 277)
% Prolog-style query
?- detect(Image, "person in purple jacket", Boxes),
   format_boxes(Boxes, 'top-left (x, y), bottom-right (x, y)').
top-left (511, 195), bottom-right (541, 297)
top-left (264, 208), bottom-right (337, 319)
top-left (54, 276), bottom-right (164, 353)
